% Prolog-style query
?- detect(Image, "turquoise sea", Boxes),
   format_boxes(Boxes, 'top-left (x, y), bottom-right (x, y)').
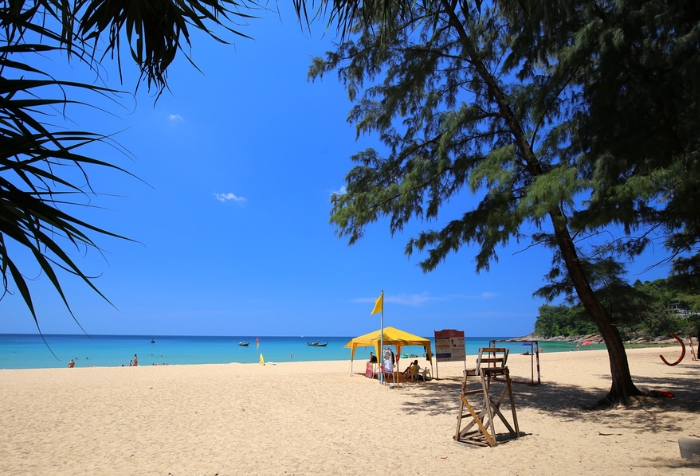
top-left (0, 334), bottom-right (581, 370)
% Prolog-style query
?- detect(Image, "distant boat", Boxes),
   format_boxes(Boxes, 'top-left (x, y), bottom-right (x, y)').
top-left (238, 342), bottom-right (250, 347)
top-left (307, 341), bottom-right (327, 347)
top-left (151, 339), bottom-right (155, 344)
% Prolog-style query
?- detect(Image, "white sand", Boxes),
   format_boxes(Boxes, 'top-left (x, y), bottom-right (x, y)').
top-left (1, 347), bottom-right (699, 475)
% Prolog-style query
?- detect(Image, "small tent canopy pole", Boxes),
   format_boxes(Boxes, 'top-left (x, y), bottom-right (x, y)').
top-left (349, 344), bottom-right (355, 376)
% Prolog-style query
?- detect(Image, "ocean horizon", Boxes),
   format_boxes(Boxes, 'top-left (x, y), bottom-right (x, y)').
top-left (0, 333), bottom-right (581, 370)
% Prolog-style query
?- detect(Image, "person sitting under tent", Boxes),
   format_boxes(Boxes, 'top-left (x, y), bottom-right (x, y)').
top-left (367, 352), bottom-right (379, 378)
top-left (408, 360), bottom-right (422, 380)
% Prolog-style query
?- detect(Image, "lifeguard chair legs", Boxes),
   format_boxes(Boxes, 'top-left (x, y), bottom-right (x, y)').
top-left (455, 367), bottom-right (520, 447)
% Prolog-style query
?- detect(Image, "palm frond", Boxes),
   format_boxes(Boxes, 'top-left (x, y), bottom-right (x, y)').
top-left (0, 0), bottom-right (266, 334)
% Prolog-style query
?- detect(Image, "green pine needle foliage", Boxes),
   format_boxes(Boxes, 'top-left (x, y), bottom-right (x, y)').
top-left (314, 0), bottom-right (699, 281)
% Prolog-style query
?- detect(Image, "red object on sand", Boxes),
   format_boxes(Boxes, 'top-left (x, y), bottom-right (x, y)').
top-left (582, 340), bottom-right (593, 346)
top-left (648, 390), bottom-right (675, 398)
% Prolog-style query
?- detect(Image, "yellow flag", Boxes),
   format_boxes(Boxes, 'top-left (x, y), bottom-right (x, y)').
top-left (371, 292), bottom-right (383, 315)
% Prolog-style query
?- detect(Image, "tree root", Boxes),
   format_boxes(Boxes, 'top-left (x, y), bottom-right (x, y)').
top-left (593, 387), bottom-right (646, 409)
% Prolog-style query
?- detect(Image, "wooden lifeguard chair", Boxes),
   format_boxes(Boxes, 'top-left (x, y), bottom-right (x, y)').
top-left (454, 348), bottom-right (520, 447)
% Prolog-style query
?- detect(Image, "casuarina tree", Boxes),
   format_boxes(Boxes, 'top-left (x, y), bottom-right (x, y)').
top-left (300, 0), bottom-right (699, 406)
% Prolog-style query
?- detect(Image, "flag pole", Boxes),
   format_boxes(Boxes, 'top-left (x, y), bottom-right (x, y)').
top-left (380, 290), bottom-right (384, 385)
top-left (371, 290), bottom-right (385, 385)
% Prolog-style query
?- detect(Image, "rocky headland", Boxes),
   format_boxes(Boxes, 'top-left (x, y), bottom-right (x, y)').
top-left (514, 332), bottom-right (682, 345)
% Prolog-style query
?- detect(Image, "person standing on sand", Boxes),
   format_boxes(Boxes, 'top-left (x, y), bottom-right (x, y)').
top-left (133, 354), bottom-right (138, 366)
top-left (68, 359), bottom-right (75, 368)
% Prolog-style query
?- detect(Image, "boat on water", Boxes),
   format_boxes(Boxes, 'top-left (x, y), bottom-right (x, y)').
top-left (238, 342), bottom-right (250, 347)
top-left (307, 341), bottom-right (328, 347)
top-left (151, 339), bottom-right (155, 344)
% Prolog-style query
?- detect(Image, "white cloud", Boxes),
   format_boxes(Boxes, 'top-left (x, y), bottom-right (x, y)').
top-left (435, 292), bottom-right (499, 300)
top-left (214, 192), bottom-right (246, 203)
top-left (351, 293), bottom-right (442, 307)
top-left (386, 293), bottom-right (432, 306)
top-left (352, 291), bottom-right (497, 307)
top-left (168, 114), bottom-right (184, 121)
top-left (462, 310), bottom-right (532, 318)
top-left (330, 185), bottom-right (347, 200)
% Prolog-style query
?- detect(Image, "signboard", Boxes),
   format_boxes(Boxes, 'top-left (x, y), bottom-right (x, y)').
top-left (434, 329), bottom-right (466, 362)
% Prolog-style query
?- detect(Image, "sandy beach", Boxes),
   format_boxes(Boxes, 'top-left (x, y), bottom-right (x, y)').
top-left (1, 347), bottom-right (699, 475)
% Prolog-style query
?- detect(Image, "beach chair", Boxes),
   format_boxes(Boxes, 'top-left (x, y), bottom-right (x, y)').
top-left (454, 348), bottom-right (519, 447)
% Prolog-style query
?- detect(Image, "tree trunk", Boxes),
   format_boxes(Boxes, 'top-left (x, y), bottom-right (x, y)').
top-left (550, 215), bottom-right (643, 406)
top-left (442, 1), bottom-right (643, 406)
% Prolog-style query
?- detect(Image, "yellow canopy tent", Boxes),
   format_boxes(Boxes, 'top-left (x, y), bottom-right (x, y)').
top-left (345, 326), bottom-right (433, 375)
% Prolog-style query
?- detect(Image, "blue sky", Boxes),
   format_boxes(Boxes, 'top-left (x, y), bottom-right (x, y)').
top-left (0, 4), bottom-right (672, 338)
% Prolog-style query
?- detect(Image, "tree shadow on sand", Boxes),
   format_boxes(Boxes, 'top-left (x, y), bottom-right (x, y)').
top-left (372, 361), bottom-right (700, 471)
top-left (394, 362), bottom-right (700, 436)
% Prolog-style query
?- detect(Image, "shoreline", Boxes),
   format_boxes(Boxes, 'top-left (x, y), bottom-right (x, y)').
top-left (1, 347), bottom-right (699, 474)
top-left (0, 334), bottom-right (591, 370)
